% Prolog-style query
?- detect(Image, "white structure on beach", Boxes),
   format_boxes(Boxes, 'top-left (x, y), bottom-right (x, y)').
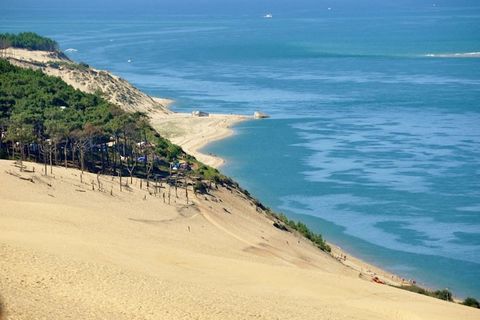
top-left (192, 110), bottom-right (209, 117)
top-left (254, 111), bottom-right (269, 119)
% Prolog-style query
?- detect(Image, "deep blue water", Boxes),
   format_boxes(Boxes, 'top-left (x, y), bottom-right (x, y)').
top-left (2, 3), bottom-right (480, 297)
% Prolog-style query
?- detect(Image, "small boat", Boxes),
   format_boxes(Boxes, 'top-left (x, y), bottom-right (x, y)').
top-left (254, 111), bottom-right (270, 119)
top-left (263, 13), bottom-right (273, 19)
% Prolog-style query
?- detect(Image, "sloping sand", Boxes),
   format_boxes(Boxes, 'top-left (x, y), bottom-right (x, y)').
top-left (0, 160), bottom-right (478, 320)
top-left (3, 48), bottom-right (172, 115)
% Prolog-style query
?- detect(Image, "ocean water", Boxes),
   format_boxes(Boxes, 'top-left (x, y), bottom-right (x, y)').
top-left (2, 3), bottom-right (480, 297)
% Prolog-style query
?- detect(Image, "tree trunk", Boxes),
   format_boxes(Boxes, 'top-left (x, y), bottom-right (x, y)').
top-left (49, 145), bottom-right (53, 174)
top-left (80, 149), bottom-right (85, 174)
top-left (20, 144), bottom-right (24, 172)
top-left (44, 145), bottom-right (48, 176)
top-left (101, 143), bottom-right (105, 173)
top-left (119, 168), bottom-right (123, 191)
top-left (72, 145), bottom-right (75, 165)
top-left (64, 141), bottom-right (68, 169)
top-left (55, 143), bottom-right (59, 165)
top-left (185, 176), bottom-right (188, 204)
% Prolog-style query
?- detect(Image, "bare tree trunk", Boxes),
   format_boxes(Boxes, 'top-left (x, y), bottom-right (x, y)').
top-left (44, 145), bottom-right (48, 176)
top-left (20, 144), bottom-right (24, 172)
top-left (49, 145), bottom-right (53, 174)
top-left (118, 166), bottom-right (123, 191)
top-left (101, 143), bottom-right (105, 173)
top-left (64, 141), bottom-right (68, 169)
top-left (80, 149), bottom-right (85, 174)
top-left (55, 143), bottom-right (59, 164)
top-left (175, 175), bottom-right (178, 198)
top-left (72, 144), bottom-right (75, 164)
top-left (185, 176), bottom-right (188, 204)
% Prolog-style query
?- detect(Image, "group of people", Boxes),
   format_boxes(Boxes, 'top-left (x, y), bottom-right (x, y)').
top-left (335, 253), bottom-right (348, 262)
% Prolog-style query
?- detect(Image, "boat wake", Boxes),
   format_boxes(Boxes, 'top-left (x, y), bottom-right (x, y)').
top-left (424, 52), bottom-right (480, 58)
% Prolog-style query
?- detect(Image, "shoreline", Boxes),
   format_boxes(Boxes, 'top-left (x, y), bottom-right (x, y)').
top-left (150, 102), bottom-right (414, 291)
top-left (150, 111), bottom-right (250, 168)
top-left (1, 160), bottom-right (476, 319)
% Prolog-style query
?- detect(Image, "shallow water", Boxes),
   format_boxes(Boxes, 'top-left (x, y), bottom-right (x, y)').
top-left (2, 3), bottom-right (480, 297)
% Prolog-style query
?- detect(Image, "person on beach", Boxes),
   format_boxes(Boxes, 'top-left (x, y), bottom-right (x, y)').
top-left (0, 295), bottom-right (4, 320)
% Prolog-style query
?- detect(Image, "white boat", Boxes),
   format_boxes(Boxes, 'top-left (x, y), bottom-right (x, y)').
top-left (263, 13), bottom-right (273, 19)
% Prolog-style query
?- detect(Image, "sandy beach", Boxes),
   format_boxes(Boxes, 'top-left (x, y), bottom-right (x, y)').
top-left (151, 112), bottom-right (249, 168)
top-left (1, 160), bottom-right (478, 319)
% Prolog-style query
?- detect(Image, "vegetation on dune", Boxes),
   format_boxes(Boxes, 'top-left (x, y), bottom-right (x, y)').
top-left (463, 297), bottom-right (480, 308)
top-left (399, 285), bottom-right (455, 301)
top-left (0, 58), bottom-right (222, 184)
top-left (0, 32), bottom-right (59, 52)
top-left (0, 31), bottom-right (332, 269)
top-left (271, 212), bottom-right (331, 252)
top-left (398, 285), bottom-right (478, 307)
top-left (0, 54), bottom-right (332, 255)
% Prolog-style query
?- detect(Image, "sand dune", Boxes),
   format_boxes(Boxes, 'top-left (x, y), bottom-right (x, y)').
top-left (4, 48), bottom-right (171, 115)
top-left (0, 160), bottom-right (478, 319)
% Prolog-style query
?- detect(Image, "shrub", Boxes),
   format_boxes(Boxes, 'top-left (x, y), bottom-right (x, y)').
top-left (78, 62), bottom-right (90, 70)
top-left (463, 297), bottom-right (480, 308)
top-left (399, 285), bottom-right (463, 304)
top-left (433, 289), bottom-right (453, 301)
top-left (400, 285), bottom-right (430, 296)
top-left (194, 181), bottom-right (208, 194)
top-left (270, 212), bottom-right (330, 252)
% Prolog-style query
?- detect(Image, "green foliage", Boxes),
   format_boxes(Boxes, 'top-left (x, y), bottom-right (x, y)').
top-left (271, 212), bottom-right (331, 252)
top-left (5, 119), bottom-right (35, 144)
top-left (0, 58), bottom-right (191, 172)
top-left (400, 285), bottom-right (430, 296)
top-left (433, 289), bottom-right (453, 301)
top-left (194, 163), bottom-right (230, 187)
top-left (193, 181), bottom-right (208, 194)
top-left (78, 62), bottom-right (90, 70)
top-left (166, 144), bottom-right (182, 161)
top-left (400, 285), bottom-right (456, 302)
top-left (463, 297), bottom-right (480, 308)
top-left (0, 32), bottom-right (59, 51)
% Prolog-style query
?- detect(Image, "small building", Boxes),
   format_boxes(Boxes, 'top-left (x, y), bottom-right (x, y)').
top-left (192, 110), bottom-right (209, 117)
top-left (254, 111), bottom-right (269, 119)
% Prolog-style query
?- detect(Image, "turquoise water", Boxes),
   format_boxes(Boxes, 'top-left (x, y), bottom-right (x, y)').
top-left (2, 3), bottom-right (480, 297)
